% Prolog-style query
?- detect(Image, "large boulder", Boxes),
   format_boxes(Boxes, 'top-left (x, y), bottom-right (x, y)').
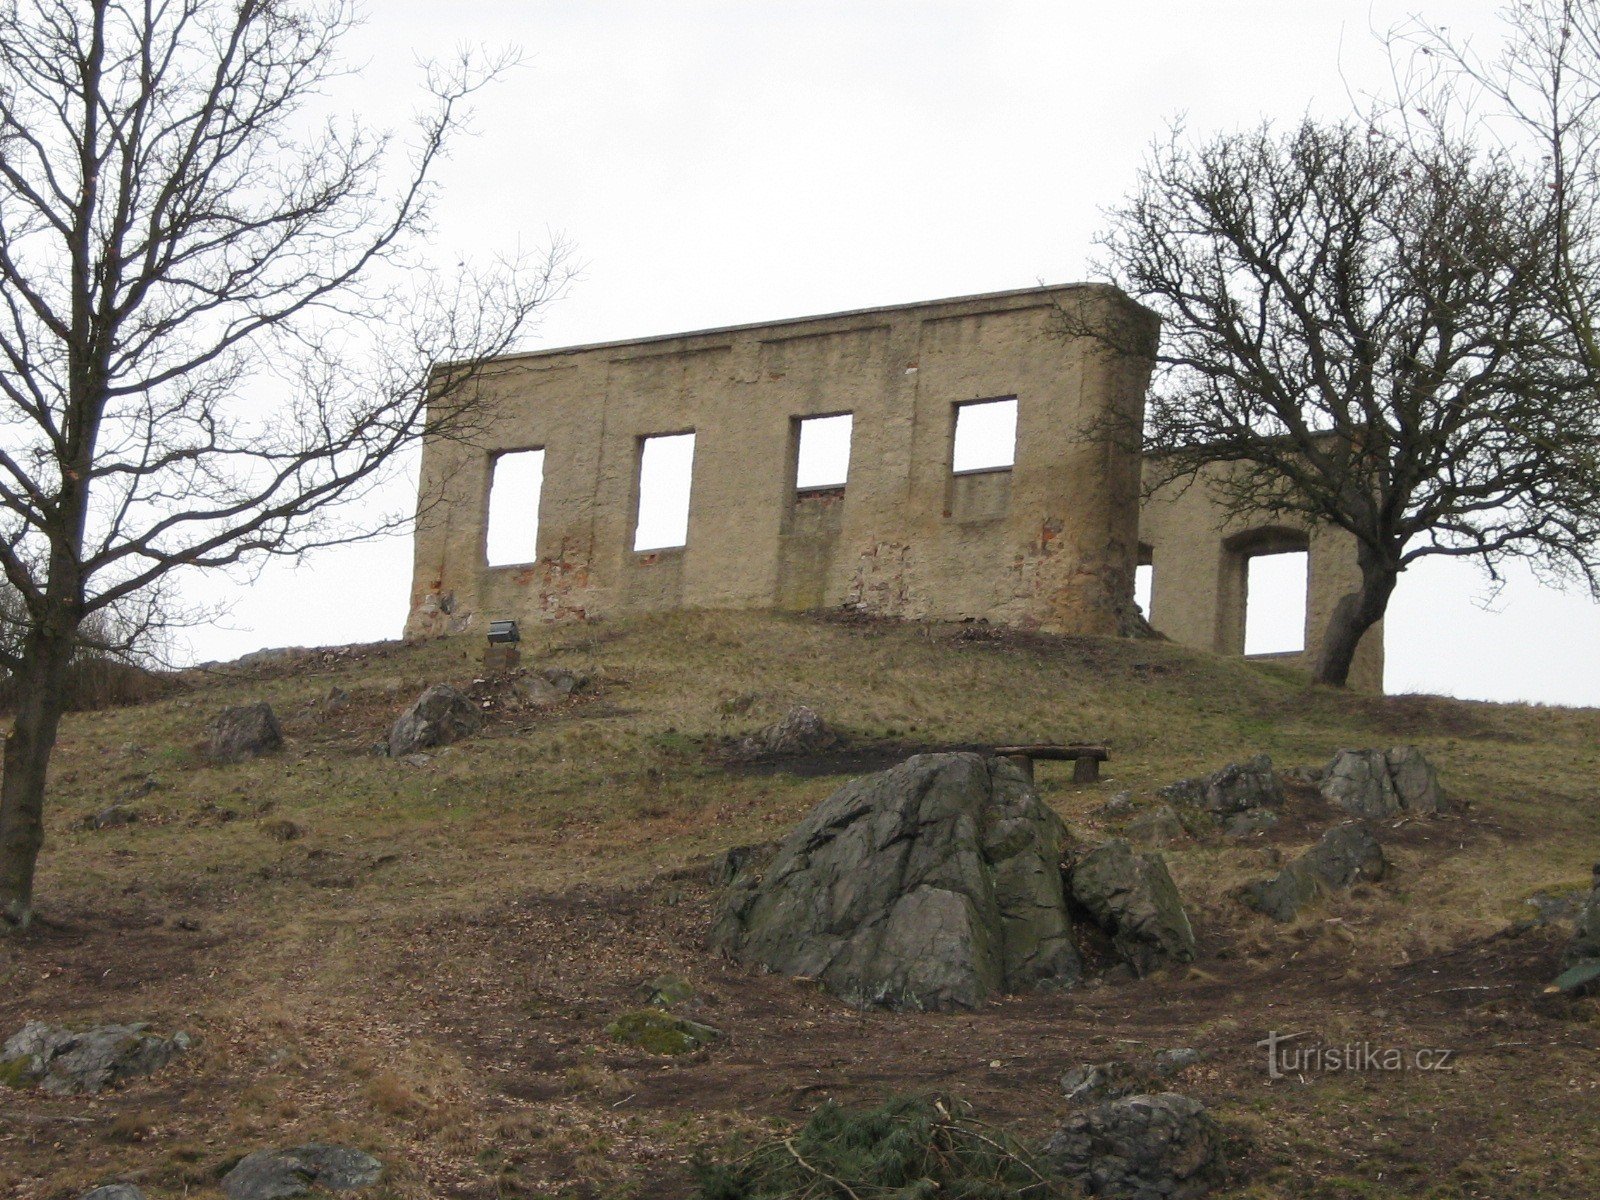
top-left (1, 1021), bottom-right (190, 1095)
top-left (387, 684), bottom-right (482, 756)
top-left (206, 703), bottom-right (283, 763)
top-left (1042, 1092), bottom-right (1225, 1199)
top-left (1243, 822), bottom-right (1387, 922)
top-left (1321, 747), bottom-right (1442, 818)
top-left (222, 1145), bottom-right (382, 1200)
top-left (1160, 754), bottom-right (1284, 814)
top-left (1069, 840), bottom-right (1197, 976)
top-left (712, 753), bottom-right (1080, 1009)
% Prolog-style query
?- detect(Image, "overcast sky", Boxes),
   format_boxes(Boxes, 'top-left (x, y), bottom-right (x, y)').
top-left (179, 0), bottom-right (1600, 707)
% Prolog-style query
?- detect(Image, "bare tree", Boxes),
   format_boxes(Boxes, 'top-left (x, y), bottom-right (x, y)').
top-left (0, 0), bottom-right (570, 928)
top-left (1079, 118), bottom-right (1600, 687)
top-left (1391, 0), bottom-right (1600, 371)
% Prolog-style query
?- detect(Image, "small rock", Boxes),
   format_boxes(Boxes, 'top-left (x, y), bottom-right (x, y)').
top-left (222, 1144), bottom-right (383, 1200)
top-left (1242, 822), bottom-right (1387, 921)
top-left (388, 684), bottom-right (481, 756)
top-left (1096, 791), bottom-right (1136, 818)
top-left (1154, 1047), bottom-right (1204, 1075)
top-left (1061, 1061), bottom-right (1139, 1104)
top-left (1525, 891), bottom-right (1584, 924)
top-left (1562, 866), bottom-right (1600, 971)
top-left (206, 703), bottom-right (284, 763)
top-left (84, 805), bottom-right (140, 831)
top-left (80, 1187), bottom-right (147, 1200)
top-left (1124, 804), bottom-right (1188, 847)
top-left (0, 1021), bottom-right (191, 1095)
top-left (1282, 763), bottom-right (1327, 785)
top-left (322, 687), bottom-right (351, 713)
top-left (1069, 840), bottom-right (1197, 977)
top-left (1042, 1092), bottom-right (1225, 1199)
top-left (1321, 746), bottom-right (1442, 818)
top-left (1160, 754), bottom-right (1284, 814)
top-left (259, 819), bottom-right (303, 842)
top-left (1222, 808), bottom-right (1279, 838)
top-left (604, 1009), bottom-right (721, 1055)
top-left (727, 705), bottom-right (836, 762)
top-left (634, 974), bottom-right (696, 1009)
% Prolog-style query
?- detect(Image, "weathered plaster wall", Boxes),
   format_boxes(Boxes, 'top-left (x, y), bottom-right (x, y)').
top-left (405, 283), bottom-right (1385, 692)
top-left (406, 285), bottom-right (1157, 641)
top-left (1137, 460), bottom-right (1385, 692)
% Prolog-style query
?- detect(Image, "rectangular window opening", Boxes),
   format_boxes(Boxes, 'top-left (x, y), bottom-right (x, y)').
top-left (485, 449), bottom-right (544, 567)
top-left (952, 397), bottom-right (1017, 473)
top-left (633, 432), bottom-right (695, 552)
top-left (1135, 563), bottom-right (1154, 622)
top-left (795, 413), bottom-right (853, 491)
top-left (1244, 550), bottom-right (1308, 655)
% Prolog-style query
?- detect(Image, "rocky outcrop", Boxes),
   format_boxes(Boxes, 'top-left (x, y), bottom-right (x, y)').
top-left (205, 703), bottom-right (283, 763)
top-left (222, 1145), bottom-right (383, 1200)
top-left (713, 753), bottom-right (1080, 1009)
top-left (80, 1188), bottom-right (147, 1200)
top-left (1321, 747), bottom-right (1442, 817)
top-left (1124, 805), bottom-right (1187, 847)
top-left (1243, 823), bottom-right (1387, 921)
top-left (1068, 840), bottom-right (1197, 976)
top-left (1042, 1092), bottom-right (1225, 1199)
top-left (387, 684), bottom-right (481, 756)
top-left (1160, 755), bottom-right (1284, 814)
top-left (0, 1021), bottom-right (190, 1095)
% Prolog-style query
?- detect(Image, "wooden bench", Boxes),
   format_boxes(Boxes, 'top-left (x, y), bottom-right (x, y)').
top-left (992, 743), bottom-right (1109, 784)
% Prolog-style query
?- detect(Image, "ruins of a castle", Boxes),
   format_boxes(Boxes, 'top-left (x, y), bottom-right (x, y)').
top-left (405, 285), bottom-right (1383, 691)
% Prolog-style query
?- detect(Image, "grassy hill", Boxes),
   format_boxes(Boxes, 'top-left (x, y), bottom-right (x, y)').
top-left (2, 610), bottom-right (1598, 1199)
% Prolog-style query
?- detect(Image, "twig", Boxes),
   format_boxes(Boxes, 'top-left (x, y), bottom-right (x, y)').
top-left (783, 1138), bottom-right (864, 1200)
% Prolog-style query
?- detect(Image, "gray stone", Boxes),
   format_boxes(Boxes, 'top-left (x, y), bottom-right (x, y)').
top-left (387, 684), bottom-right (481, 756)
top-left (206, 703), bottom-right (283, 763)
top-left (1042, 1092), bottom-right (1225, 1199)
top-left (1124, 805), bottom-right (1187, 847)
top-left (1154, 1047), bottom-right (1203, 1075)
top-left (728, 705), bottom-right (836, 761)
top-left (1222, 808), bottom-right (1279, 838)
top-left (513, 667), bottom-right (589, 704)
top-left (80, 1188), bottom-right (147, 1200)
top-left (1097, 791), bottom-right (1136, 818)
top-left (1160, 754), bottom-right (1284, 814)
top-left (0, 1021), bottom-right (190, 1095)
top-left (1562, 867), bottom-right (1600, 970)
top-left (713, 753), bottom-right (1081, 1009)
top-left (1069, 840), bottom-right (1197, 977)
top-left (85, 804), bottom-right (140, 831)
top-left (222, 1145), bottom-right (382, 1200)
top-left (1243, 822), bottom-right (1387, 921)
top-left (1321, 747), bottom-right (1442, 818)
top-left (1061, 1061), bottom-right (1140, 1104)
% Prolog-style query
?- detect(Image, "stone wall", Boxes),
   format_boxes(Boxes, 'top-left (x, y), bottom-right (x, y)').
top-left (404, 283), bottom-right (1385, 691)
top-left (406, 285), bottom-right (1157, 639)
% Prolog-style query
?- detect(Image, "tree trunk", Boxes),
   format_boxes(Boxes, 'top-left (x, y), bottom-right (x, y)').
top-left (1313, 547), bottom-right (1397, 688)
top-left (0, 633), bottom-right (76, 929)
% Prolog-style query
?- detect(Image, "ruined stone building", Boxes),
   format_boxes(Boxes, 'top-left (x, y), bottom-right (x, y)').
top-left (405, 284), bottom-right (1383, 691)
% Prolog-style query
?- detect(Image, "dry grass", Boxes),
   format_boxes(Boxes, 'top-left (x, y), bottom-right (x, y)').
top-left (1, 609), bottom-right (1598, 1199)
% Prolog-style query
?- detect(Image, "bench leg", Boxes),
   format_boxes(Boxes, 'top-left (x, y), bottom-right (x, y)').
top-left (1073, 756), bottom-right (1100, 784)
